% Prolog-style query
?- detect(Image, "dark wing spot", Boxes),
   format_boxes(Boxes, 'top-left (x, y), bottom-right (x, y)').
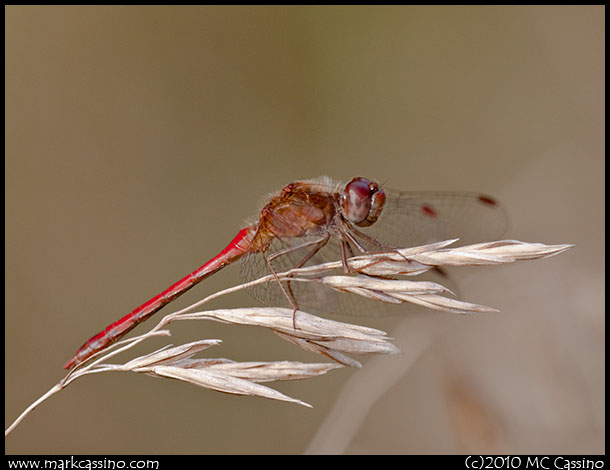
top-left (421, 204), bottom-right (437, 217)
top-left (478, 195), bottom-right (497, 206)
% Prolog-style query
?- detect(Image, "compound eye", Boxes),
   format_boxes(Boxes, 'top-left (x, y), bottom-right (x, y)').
top-left (341, 177), bottom-right (386, 227)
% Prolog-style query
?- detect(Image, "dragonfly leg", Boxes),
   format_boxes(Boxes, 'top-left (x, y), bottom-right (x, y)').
top-left (266, 235), bottom-right (330, 329)
top-left (339, 227), bottom-right (383, 274)
top-left (285, 235), bottom-right (330, 327)
top-left (341, 228), bottom-right (368, 254)
top-left (268, 236), bottom-right (328, 263)
top-left (339, 236), bottom-right (354, 274)
top-left (347, 224), bottom-right (393, 251)
top-left (340, 226), bottom-right (407, 276)
top-left (264, 255), bottom-right (299, 326)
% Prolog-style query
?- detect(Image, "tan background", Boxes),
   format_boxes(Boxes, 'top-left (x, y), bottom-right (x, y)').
top-left (5, 6), bottom-right (604, 454)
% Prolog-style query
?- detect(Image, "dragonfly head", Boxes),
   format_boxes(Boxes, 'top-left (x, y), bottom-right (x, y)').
top-left (341, 177), bottom-right (386, 227)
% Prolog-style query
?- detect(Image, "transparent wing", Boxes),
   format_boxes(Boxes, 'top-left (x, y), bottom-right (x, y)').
top-left (240, 230), bottom-right (342, 315)
top-left (240, 190), bottom-right (509, 317)
top-left (363, 190), bottom-right (509, 249)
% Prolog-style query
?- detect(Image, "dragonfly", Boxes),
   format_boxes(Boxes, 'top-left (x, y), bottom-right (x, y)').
top-left (64, 176), bottom-right (508, 370)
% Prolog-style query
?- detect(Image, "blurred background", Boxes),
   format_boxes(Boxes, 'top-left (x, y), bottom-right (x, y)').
top-left (5, 6), bottom-right (603, 454)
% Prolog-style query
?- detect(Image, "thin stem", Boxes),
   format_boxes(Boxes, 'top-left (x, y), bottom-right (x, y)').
top-left (61, 330), bottom-right (172, 386)
top-left (62, 271), bottom-right (288, 382)
top-left (6, 239), bottom-right (573, 437)
top-left (5, 384), bottom-right (63, 437)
